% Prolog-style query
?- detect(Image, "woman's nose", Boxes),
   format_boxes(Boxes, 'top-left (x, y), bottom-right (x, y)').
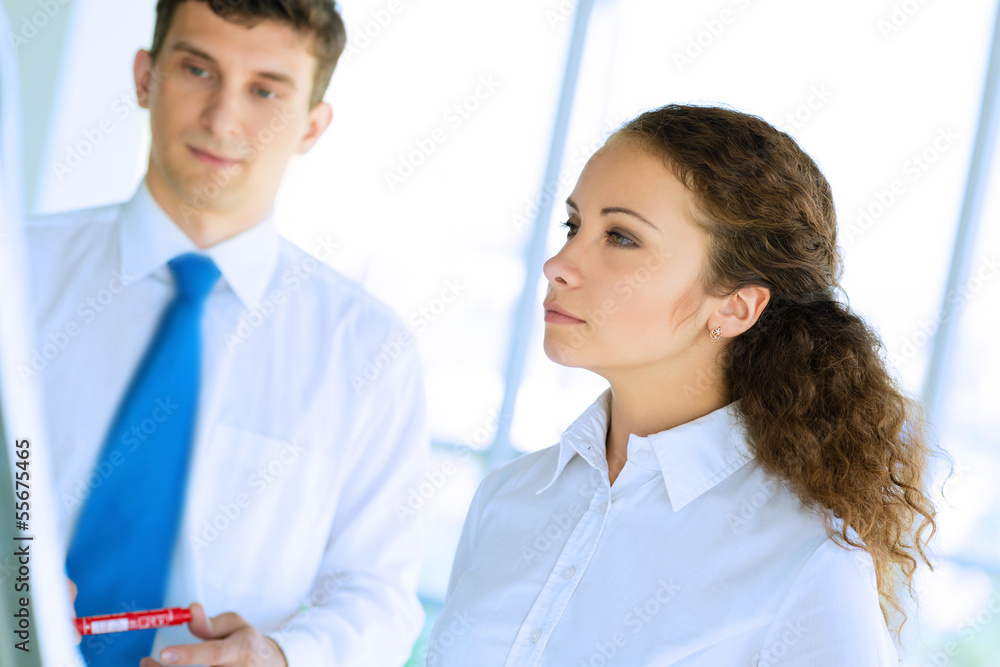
top-left (543, 244), bottom-right (582, 288)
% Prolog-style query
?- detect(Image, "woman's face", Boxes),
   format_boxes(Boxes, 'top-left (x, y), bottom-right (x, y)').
top-left (542, 137), bottom-right (715, 376)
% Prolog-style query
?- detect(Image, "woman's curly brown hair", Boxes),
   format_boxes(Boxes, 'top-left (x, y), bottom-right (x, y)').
top-left (615, 104), bottom-right (941, 640)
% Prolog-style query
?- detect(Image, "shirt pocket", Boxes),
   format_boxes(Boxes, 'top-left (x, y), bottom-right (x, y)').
top-left (188, 423), bottom-right (322, 611)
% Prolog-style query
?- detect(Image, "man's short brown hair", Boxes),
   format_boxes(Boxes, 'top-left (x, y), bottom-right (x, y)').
top-left (150, 0), bottom-right (347, 109)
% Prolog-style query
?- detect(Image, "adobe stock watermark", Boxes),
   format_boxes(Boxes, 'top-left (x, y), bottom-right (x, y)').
top-left (17, 268), bottom-right (135, 383)
top-left (681, 364), bottom-right (728, 404)
top-left (190, 438), bottom-right (305, 553)
top-left (890, 253), bottom-right (999, 367)
top-left (383, 76), bottom-right (501, 192)
top-left (178, 107), bottom-right (299, 225)
top-left (544, 0), bottom-right (579, 29)
top-left (341, 0), bottom-right (411, 63)
top-left (425, 609), bottom-right (476, 665)
top-left (842, 126), bottom-right (959, 246)
top-left (725, 482), bottom-right (776, 533)
top-left (580, 578), bottom-right (681, 666)
top-left (71, 598), bottom-right (145, 661)
top-left (756, 618), bottom-right (809, 666)
top-left (50, 69), bottom-right (167, 182)
top-left (924, 589), bottom-right (1000, 666)
top-left (225, 235), bottom-right (342, 349)
top-left (351, 277), bottom-right (468, 393)
top-left (549, 247), bottom-right (671, 356)
top-left (394, 410), bottom-right (507, 522)
top-left (877, 0), bottom-right (931, 40)
top-left (520, 479), bottom-right (601, 565)
top-left (60, 396), bottom-right (181, 511)
top-left (520, 500), bottom-right (585, 565)
top-left (775, 85), bottom-right (834, 134)
top-left (6, 0), bottom-right (71, 52)
top-left (672, 0), bottom-right (755, 73)
top-left (299, 572), bottom-right (352, 612)
top-left (510, 122), bottom-right (620, 235)
top-left (265, 571), bottom-right (352, 655)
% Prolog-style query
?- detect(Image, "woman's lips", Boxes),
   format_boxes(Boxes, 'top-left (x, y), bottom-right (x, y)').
top-left (543, 302), bottom-right (585, 325)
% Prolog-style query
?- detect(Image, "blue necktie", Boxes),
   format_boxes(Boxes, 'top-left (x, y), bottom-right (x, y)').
top-left (66, 253), bottom-right (220, 665)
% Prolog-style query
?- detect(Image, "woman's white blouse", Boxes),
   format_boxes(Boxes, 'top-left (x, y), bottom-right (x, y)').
top-left (428, 389), bottom-right (898, 666)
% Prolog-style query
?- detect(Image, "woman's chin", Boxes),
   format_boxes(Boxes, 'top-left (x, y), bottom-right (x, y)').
top-left (542, 335), bottom-right (585, 368)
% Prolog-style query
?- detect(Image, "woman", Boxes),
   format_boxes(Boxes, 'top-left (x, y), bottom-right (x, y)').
top-left (427, 105), bottom-right (938, 666)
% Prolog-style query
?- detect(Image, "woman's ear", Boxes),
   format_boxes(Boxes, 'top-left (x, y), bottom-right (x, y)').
top-left (717, 286), bottom-right (770, 337)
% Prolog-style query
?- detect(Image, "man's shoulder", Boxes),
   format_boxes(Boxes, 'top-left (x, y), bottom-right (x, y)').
top-left (23, 201), bottom-right (124, 272)
top-left (25, 200), bottom-right (123, 230)
top-left (24, 200), bottom-right (123, 254)
top-left (273, 236), bottom-right (406, 334)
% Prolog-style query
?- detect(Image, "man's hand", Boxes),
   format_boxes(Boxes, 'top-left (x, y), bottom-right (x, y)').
top-left (67, 578), bottom-right (80, 644)
top-left (139, 602), bottom-right (288, 667)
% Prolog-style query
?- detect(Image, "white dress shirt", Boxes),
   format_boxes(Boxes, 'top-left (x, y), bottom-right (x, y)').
top-left (22, 179), bottom-right (429, 666)
top-left (429, 389), bottom-right (898, 666)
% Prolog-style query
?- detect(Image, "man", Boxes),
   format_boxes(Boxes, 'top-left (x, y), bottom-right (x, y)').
top-left (23, 1), bottom-right (429, 665)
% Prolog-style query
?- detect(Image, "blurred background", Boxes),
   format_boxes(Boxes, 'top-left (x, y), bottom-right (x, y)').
top-left (2, 0), bottom-right (999, 664)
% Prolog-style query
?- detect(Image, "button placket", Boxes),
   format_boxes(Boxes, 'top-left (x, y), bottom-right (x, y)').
top-left (504, 482), bottom-right (611, 667)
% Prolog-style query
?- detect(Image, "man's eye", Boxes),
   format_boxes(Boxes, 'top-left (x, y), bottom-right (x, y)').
top-left (187, 65), bottom-right (208, 77)
top-left (255, 88), bottom-right (277, 100)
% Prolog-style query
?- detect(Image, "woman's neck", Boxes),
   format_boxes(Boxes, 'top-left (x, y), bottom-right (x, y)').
top-left (602, 360), bottom-right (729, 486)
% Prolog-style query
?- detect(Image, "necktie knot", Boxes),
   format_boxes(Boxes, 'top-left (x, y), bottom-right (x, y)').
top-left (168, 253), bottom-right (220, 303)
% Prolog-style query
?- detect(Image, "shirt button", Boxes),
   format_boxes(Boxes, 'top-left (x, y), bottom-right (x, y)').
top-left (634, 449), bottom-right (650, 463)
top-left (530, 629), bottom-right (542, 643)
top-left (598, 502), bottom-right (608, 513)
top-left (562, 566), bottom-right (576, 578)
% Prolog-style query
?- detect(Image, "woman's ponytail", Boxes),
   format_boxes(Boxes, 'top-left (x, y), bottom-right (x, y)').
top-left (729, 294), bottom-right (937, 633)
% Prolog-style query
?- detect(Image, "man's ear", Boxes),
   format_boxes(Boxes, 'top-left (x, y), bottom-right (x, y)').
top-left (296, 101), bottom-right (333, 155)
top-left (134, 49), bottom-right (155, 110)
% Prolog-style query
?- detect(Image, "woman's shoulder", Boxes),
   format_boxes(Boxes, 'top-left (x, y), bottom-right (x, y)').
top-left (794, 534), bottom-right (880, 594)
top-left (474, 443), bottom-right (564, 505)
top-left (757, 535), bottom-right (897, 664)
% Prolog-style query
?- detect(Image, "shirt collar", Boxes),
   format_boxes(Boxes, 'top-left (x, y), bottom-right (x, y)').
top-left (536, 388), bottom-right (754, 511)
top-left (117, 178), bottom-right (280, 308)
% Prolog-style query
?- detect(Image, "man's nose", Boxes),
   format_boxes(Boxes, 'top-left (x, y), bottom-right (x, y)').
top-left (201, 85), bottom-right (243, 140)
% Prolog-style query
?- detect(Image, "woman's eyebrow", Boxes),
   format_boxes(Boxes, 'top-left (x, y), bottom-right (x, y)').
top-left (565, 197), bottom-right (660, 230)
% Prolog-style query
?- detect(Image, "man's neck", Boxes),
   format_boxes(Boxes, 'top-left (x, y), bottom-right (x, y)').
top-left (144, 168), bottom-right (270, 250)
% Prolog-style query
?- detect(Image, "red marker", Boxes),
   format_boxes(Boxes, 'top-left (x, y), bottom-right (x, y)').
top-left (74, 607), bottom-right (192, 635)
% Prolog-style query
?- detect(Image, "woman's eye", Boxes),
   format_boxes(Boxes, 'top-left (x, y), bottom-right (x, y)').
top-left (560, 220), bottom-right (579, 237)
top-left (607, 231), bottom-right (636, 247)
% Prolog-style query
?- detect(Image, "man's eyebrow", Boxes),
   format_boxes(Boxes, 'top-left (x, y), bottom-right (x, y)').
top-left (565, 197), bottom-right (660, 230)
top-left (170, 40), bottom-right (298, 90)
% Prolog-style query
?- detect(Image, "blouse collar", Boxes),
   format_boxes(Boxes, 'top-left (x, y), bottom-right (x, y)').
top-left (536, 388), bottom-right (755, 511)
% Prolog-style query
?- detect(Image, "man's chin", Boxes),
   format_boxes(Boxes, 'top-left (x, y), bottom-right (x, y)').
top-left (171, 176), bottom-right (245, 213)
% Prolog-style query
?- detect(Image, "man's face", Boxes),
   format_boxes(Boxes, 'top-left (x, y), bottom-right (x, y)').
top-left (136, 1), bottom-right (329, 217)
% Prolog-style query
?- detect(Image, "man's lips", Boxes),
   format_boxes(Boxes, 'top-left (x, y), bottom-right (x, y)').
top-left (187, 145), bottom-right (241, 168)
top-left (543, 301), bottom-right (585, 325)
